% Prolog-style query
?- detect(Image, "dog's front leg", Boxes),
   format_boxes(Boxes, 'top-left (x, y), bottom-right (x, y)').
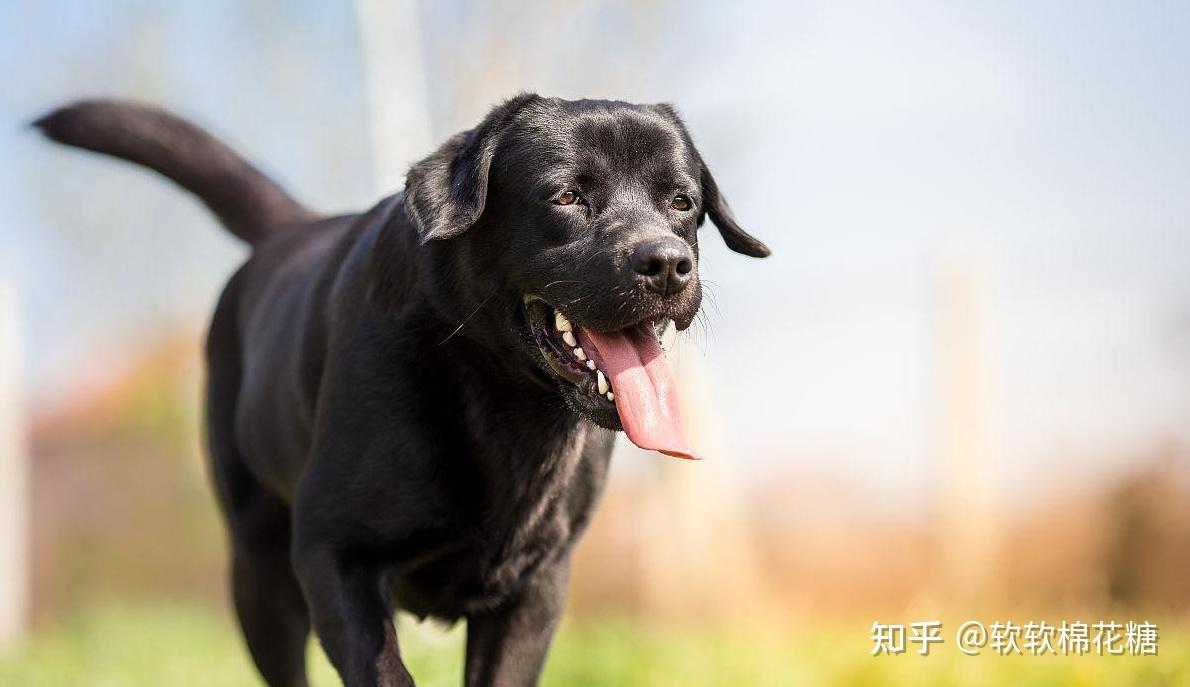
top-left (292, 547), bottom-right (415, 687)
top-left (464, 561), bottom-right (569, 687)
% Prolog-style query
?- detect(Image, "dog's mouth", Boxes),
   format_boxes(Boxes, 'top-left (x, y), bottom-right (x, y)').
top-left (523, 296), bottom-right (695, 460)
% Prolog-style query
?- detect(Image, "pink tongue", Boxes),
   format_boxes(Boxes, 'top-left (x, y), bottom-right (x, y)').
top-left (578, 324), bottom-right (696, 460)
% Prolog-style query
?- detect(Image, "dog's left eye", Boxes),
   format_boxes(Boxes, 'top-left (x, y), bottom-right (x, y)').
top-left (555, 190), bottom-right (584, 206)
top-left (670, 195), bottom-right (693, 211)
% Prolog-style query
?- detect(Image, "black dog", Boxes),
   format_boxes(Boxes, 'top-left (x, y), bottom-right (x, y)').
top-left (36, 94), bottom-right (768, 687)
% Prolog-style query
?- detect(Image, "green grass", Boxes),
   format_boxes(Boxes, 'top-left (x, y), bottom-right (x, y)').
top-left (1, 603), bottom-right (1185, 686)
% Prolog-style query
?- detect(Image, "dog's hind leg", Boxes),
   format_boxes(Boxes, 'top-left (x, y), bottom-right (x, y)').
top-left (207, 277), bottom-right (311, 687)
top-left (226, 487), bottom-right (311, 687)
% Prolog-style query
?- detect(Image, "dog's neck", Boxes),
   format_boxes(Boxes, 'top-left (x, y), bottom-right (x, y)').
top-left (442, 330), bottom-right (597, 552)
top-left (358, 194), bottom-right (597, 478)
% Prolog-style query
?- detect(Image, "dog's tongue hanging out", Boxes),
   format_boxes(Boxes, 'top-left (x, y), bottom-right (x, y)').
top-left (578, 324), bottom-right (696, 460)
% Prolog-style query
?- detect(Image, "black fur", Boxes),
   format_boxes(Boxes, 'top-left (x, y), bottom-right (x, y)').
top-left (36, 94), bottom-right (768, 687)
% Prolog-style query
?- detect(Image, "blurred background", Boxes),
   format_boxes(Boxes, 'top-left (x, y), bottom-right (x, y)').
top-left (2, 1), bottom-right (1189, 685)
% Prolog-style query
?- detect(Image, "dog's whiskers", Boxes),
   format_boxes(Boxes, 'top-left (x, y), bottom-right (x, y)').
top-left (573, 250), bottom-right (606, 271)
top-left (701, 279), bottom-right (723, 320)
top-left (438, 294), bottom-right (494, 345)
top-left (542, 279), bottom-right (581, 291)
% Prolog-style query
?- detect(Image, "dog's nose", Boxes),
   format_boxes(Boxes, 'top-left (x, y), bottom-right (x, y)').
top-left (630, 237), bottom-right (694, 297)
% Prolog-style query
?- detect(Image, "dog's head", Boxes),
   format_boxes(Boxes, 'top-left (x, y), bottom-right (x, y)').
top-left (370, 94), bottom-right (769, 458)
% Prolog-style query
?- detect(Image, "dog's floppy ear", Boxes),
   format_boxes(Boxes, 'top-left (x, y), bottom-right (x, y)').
top-left (404, 92), bottom-right (541, 243)
top-left (697, 158), bottom-right (770, 258)
top-left (653, 104), bottom-right (771, 258)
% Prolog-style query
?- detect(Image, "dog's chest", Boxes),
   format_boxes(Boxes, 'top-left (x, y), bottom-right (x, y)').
top-left (386, 490), bottom-right (576, 620)
top-left (388, 429), bottom-right (600, 619)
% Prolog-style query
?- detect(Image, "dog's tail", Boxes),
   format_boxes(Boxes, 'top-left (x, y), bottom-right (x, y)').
top-left (33, 99), bottom-right (314, 246)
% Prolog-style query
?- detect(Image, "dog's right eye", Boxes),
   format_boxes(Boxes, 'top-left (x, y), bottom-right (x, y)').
top-left (555, 191), bottom-right (583, 206)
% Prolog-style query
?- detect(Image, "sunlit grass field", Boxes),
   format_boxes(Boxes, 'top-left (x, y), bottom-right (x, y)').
top-left (1, 603), bottom-right (1186, 686)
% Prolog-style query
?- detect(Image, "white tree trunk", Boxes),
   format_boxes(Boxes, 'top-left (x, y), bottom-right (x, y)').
top-left (354, 0), bottom-right (434, 196)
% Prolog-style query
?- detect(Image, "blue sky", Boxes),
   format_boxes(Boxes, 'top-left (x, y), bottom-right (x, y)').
top-left (3, 1), bottom-right (1188, 508)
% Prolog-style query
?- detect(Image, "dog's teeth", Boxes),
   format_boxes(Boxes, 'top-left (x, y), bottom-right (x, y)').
top-left (606, 391), bottom-right (614, 402)
top-left (596, 370), bottom-right (608, 394)
top-left (562, 331), bottom-right (577, 347)
top-left (586, 360), bottom-right (596, 370)
top-left (555, 312), bottom-right (572, 332)
top-left (573, 347), bottom-right (587, 361)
